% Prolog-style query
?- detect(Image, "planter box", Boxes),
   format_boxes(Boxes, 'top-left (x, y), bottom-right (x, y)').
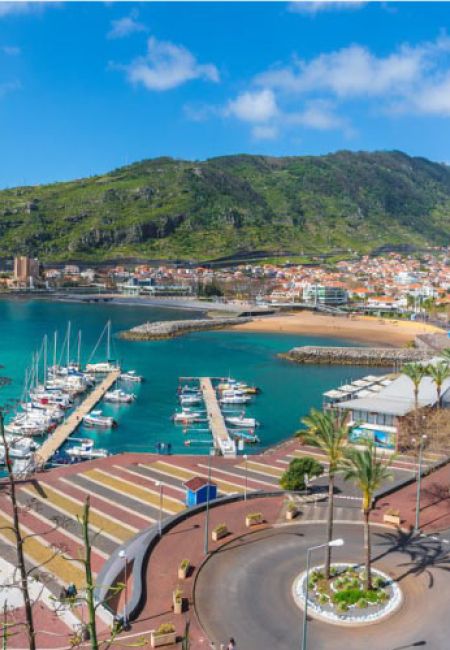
top-left (246, 513), bottom-right (263, 527)
top-left (150, 631), bottom-right (177, 648)
top-left (286, 509), bottom-right (297, 521)
top-left (173, 599), bottom-right (183, 615)
top-left (212, 527), bottom-right (228, 542)
top-left (178, 565), bottom-right (189, 580)
top-left (383, 512), bottom-right (401, 526)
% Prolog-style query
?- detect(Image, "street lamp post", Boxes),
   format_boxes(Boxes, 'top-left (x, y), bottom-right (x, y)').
top-left (301, 538), bottom-right (344, 650)
top-left (204, 449), bottom-right (214, 556)
top-left (243, 454), bottom-right (248, 501)
top-left (117, 550), bottom-right (130, 630)
top-left (413, 434), bottom-right (427, 533)
top-left (155, 481), bottom-right (163, 537)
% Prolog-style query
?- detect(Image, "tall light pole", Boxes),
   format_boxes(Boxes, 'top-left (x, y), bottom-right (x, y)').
top-left (204, 449), bottom-right (214, 556)
top-left (118, 550), bottom-right (130, 630)
top-left (413, 434), bottom-right (427, 533)
top-left (302, 538), bottom-right (344, 650)
top-left (155, 481), bottom-right (163, 537)
top-left (243, 454), bottom-right (248, 501)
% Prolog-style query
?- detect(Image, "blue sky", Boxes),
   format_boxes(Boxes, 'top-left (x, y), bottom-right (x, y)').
top-left (1, 1), bottom-right (450, 187)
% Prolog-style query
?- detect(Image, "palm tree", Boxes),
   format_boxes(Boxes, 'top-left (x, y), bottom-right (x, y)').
top-left (441, 349), bottom-right (450, 363)
top-left (340, 442), bottom-right (394, 590)
top-left (301, 408), bottom-right (348, 579)
top-left (427, 361), bottom-right (450, 407)
top-left (402, 362), bottom-right (428, 431)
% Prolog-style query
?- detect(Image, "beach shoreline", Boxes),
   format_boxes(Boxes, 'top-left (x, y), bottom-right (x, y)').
top-left (229, 311), bottom-right (445, 347)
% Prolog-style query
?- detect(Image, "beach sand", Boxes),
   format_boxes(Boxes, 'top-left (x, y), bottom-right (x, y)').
top-left (230, 311), bottom-right (445, 347)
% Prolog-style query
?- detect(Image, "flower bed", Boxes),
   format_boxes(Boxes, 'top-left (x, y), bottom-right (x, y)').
top-left (292, 563), bottom-right (402, 626)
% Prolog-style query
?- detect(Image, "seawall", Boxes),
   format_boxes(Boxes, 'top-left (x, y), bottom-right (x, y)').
top-left (119, 317), bottom-right (251, 341)
top-left (280, 346), bottom-right (431, 366)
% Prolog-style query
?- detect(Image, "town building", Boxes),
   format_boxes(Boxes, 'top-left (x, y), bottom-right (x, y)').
top-left (303, 283), bottom-right (348, 306)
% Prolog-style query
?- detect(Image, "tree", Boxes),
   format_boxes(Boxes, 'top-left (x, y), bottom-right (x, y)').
top-left (0, 412), bottom-right (36, 650)
top-left (340, 443), bottom-right (394, 590)
top-left (402, 362), bottom-right (428, 429)
top-left (300, 409), bottom-right (348, 578)
top-left (427, 361), bottom-right (450, 407)
top-left (279, 457), bottom-right (324, 491)
top-left (441, 348), bottom-right (450, 363)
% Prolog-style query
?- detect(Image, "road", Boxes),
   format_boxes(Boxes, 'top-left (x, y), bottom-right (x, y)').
top-left (195, 523), bottom-right (450, 650)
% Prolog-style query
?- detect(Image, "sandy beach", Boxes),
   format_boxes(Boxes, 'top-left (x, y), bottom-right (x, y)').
top-left (230, 311), bottom-right (445, 347)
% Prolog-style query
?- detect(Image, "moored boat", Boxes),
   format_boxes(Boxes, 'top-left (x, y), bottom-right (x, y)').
top-left (83, 410), bottom-right (117, 428)
top-left (104, 389), bottom-right (135, 404)
top-left (226, 415), bottom-right (259, 428)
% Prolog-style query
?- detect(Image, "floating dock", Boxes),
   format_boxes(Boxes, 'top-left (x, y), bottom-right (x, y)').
top-left (34, 368), bottom-right (121, 467)
top-left (199, 377), bottom-right (236, 457)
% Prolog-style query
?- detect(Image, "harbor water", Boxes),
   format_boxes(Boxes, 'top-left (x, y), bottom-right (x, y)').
top-left (0, 298), bottom-right (376, 456)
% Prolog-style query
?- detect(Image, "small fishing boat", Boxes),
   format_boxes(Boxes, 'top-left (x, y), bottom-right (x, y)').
top-left (104, 389), bottom-right (135, 404)
top-left (179, 394), bottom-right (202, 406)
top-left (83, 410), bottom-right (117, 428)
top-left (65, 440), bottom-right (109, 460)
top-left (226, 416), bottom-right (259, 428)
top-left (230, 430), bottom-right (260, 444)
top-left (220, 395), bottom-right (251, 405)
top-left (120, 370), bottom-right (143, 383)
top-left (172, 408), bottom-right (202, 423)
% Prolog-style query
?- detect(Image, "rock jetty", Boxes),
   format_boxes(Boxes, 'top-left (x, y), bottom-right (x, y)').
top-left (280, 346), bottom-right (431, 366)
top-left (120, 317), bottom-right (251, 341)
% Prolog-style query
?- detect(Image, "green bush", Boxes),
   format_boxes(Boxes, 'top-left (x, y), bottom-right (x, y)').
top-left (279, 457), bottom-right (324, 491)
top-left (318, 593), bottom-right (329, 605)
top-left (337, 601), bottom-right (348, 613)
top-left (213, 523), bottom-right (227, 536)
top-left (156, 623), bottom-right (175, 635)
top-left (333, 588), bottom-right (380, 606)
top-left (373, 576), bottom-right (386, 589)
top-left (356, 598), bottom-right (368, 609)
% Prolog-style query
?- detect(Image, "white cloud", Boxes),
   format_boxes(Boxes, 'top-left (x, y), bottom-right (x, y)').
top-left (251, 124), bottom-right (279, 140)
top-left (0, 79), bottom-right (20, 97)
top-left (0, 2), bottom-right (54, 18)
top-left (108, 11), bottom-right (145, 39)
top-left (256, 42), bottom-right (433, 98)
top-left (2, 45), bottom-right (20, 55)
top-left (288, 1), bottom-right (366, 15)
top-left (287, 100), bottom-right (346, 130)
top-left (411, 74), bottom-right (450, 116)
top-left (226, 89), bottom-right (278, 123)
top-left (123, 36), bottom-right (219, 91)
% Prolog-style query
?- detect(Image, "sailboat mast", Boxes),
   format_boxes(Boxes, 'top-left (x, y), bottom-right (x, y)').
top-left (77, 330), bottom-right (82, 369)
top-left (67, 321), bottom-right (71, 367)
top-left (107, 320), bottom-right (111, 361)
top-left (53, 331), bottom-right (57, 370)
top-left (43, 335), bottom-right (47, 384)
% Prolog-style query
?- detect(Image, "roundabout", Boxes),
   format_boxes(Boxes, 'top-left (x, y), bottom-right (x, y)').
top-left (194, 523), bottom-right (450, 650)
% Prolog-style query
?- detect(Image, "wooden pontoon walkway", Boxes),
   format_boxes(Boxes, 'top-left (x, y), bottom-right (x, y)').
top-left (34, 368), bottom-right (121, 466)
top-left (200, 377), bottom-right (236, 457)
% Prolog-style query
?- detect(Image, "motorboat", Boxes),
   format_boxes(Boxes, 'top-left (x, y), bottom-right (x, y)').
top-left (104, 389), bottom-right (135, 404)
top-left (179, 394), bottom-right (202, 406)
top-left (83, 410), bottom-right (116, 428)
top-left (172, 408), bottom-right (202, 423)
top-left (12, 457), bottom-right (35, 476)
top-left (65, 440), bottom-right (108, 460)
top-left (226, 416), bottom-right (259, 428)
top-left (220, 395), bottom-right (251, 405)
top-left (230, 430), bottom-right (260, 444)
top-left (120, 370), bottom-right (143, 383)
top-left (85, 361), bottom-right (117, 373)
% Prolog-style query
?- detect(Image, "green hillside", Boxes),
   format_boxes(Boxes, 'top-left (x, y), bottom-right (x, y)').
top-left (1, 150), bottom-right (450, 261)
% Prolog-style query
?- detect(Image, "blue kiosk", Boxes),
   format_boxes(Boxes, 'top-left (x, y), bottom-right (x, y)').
top-left (184, 476), bottom-right (217, 507)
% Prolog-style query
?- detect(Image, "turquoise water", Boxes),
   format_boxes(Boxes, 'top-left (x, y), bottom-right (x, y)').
top-left (0, 298), bottom-right (374, 456)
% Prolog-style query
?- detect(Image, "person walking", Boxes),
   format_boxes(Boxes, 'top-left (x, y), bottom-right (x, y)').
top-left (227, 639), bottom-right (236, 650)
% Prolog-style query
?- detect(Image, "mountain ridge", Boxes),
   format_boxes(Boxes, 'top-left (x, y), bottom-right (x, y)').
top-left (1, 150), bottom-right (449, 261)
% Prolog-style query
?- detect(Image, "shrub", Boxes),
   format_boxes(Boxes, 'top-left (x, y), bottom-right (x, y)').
top-left (356, 598), bottom-right (368, 609)
top-left (279, 457), bottom-right (324, 491)
top-left (213, 524), bottom-right (227, 536)
top-left (246, 512), bottom-right (262, 523)
top-left (377, 590), bottom-right (389, 603)
top-left (337, 601), bottom-right (348, 613)
top-left (318, 593), bottom-right (329, 605)
top-left (156, 623), bottom-right (175, 635)
top-left (333, 588), bottom-right (379, 606)
top-left (372, 576), bottom-right (385, 589)
top-left (329, 566), bottom-right (339, 577)
top-left (287, 501), bottom-right (297, 512)
top-left (180, 559), bottom-right (190, 570)
top-left (316, 579), bottom-right (329, 594)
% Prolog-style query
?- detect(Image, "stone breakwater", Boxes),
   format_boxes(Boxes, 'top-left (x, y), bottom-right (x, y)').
top-left (280, 346), bottom-right (431, 366)
top-left (119, 317), bottom-right (251, 341)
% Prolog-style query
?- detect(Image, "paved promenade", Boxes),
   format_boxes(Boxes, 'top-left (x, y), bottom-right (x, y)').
top-left (0, 437), bottom-right (448, 648)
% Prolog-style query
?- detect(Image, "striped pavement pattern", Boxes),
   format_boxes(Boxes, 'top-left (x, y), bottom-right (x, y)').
top-left (0, 439), bottom-right (425, 603)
